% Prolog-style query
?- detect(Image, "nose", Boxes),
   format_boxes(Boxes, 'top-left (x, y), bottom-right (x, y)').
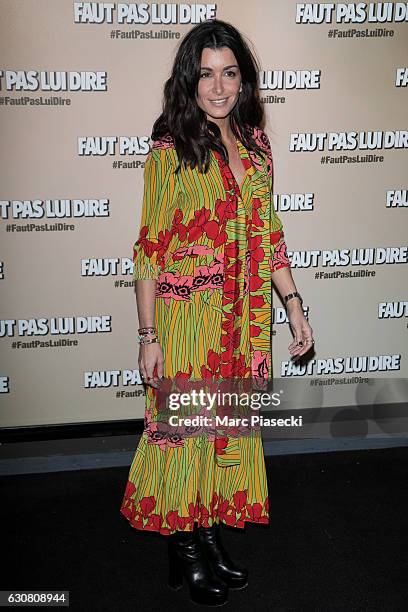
top-left (212, 74), bottom-right (224, 95)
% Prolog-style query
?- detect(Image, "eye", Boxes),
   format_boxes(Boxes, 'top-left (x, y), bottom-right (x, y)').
top-left (225, 70), bottom-right (237, 77)
top-left (200, 71), bottom-right (210, 78)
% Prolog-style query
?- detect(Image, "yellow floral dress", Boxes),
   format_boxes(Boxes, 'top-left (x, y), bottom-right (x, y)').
top-left (120, 125), bottom-right (291, 535)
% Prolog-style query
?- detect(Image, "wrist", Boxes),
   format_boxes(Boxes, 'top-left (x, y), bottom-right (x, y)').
top-left (286, 297), bottom-right (303, 311)
top-left (283, 291), bottom-right (303, 309)
top-left (138, 325), bottom-right (158, 344)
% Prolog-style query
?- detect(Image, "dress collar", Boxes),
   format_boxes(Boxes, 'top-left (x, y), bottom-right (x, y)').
top-left (213, 135), bottom-right (267, 198)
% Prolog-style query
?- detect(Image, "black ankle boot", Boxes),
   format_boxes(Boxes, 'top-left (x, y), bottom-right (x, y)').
top-left (198, 523), bottom-right (248, 590)
top-left (168, 528), bottom-right (229, 606)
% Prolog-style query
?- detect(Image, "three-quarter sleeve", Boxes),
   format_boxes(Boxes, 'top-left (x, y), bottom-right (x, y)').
top-left (269, 212), bottom-right (291, 273)
top-left (260, 131), bottom-right (291, 274)
top-left (132, 147), bottom-right (174, 280)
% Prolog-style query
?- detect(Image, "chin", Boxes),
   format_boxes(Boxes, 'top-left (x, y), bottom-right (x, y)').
top-left (207, 111), bottom-right (231, 120)
top-left (205, 103), bottom-right (236, 119)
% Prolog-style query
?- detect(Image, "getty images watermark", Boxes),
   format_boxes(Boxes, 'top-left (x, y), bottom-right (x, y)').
top-left (165, 387), bottom-right (302, 431)
top-left (143, 376), bottom-right (408, 441)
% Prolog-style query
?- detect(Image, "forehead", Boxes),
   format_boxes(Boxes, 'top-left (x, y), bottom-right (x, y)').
top-left (200, 46), bottom-right (238, 67)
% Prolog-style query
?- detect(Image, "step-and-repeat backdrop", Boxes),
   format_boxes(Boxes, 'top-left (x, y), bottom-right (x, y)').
top-left (1, 1), bottom-right (407, 427)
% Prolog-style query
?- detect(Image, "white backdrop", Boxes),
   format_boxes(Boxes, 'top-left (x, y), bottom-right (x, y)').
top-left (1, 0), bottom-right (407, 427)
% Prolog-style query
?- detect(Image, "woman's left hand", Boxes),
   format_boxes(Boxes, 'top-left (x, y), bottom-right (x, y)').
top-left (286, 300), bottom-right (315, 361)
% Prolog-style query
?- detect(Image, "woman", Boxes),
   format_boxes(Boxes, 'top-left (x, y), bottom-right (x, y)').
top-left (120, 18), bottom-right (314, 606)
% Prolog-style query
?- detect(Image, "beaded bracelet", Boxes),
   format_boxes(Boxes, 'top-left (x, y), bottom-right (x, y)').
top-left (139, 336), bottom-right (159, 345)
top-left (138, 325), bottom-right (158, 344)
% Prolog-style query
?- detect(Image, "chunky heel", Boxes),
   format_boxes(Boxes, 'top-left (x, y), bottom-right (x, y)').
top-left (167, 528), bottom-right (228, 606)
top-left (198, 523), bottom-right (248, 590)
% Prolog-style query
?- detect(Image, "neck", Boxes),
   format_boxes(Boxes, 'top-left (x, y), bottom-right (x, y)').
top-left (207, 115), bottom-right (235, 143)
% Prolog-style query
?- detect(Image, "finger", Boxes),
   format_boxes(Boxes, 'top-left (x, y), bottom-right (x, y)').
top-left (150, 362), bottom-right (162, 388)
top-left (291, 329), bottom-right (311, 359)
top-left (289, 328), bottom-right (304, 353)
top-left (289, 337), bottom-right (303, 351)
top-left (156, 358), bottom-right (164, 380)
top-left (293, 337), bottom-right (315, 360)
top-left (139, 361), bottom-right (147, 384)
top-left (144, 361), bottom-right (156, 387)
top-left (288, 325), bottom-right (302, 348)
top-left (149, 359), bottom-right (165, 388)
top-left (289, 321), bottom-right (315, 357)
top-left (290, 345), bottom-right (304, 359)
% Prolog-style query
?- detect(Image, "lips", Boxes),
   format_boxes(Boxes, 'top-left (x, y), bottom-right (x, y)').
top-left (210, 97), bottom-right (229, 105)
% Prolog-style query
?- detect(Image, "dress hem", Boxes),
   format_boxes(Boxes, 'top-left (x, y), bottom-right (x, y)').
top-left (120, 508), bottom-right (269, 536)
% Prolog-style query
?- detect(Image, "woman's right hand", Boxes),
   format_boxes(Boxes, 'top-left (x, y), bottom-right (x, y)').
top-left (138, 343), bottom-right (164, 388)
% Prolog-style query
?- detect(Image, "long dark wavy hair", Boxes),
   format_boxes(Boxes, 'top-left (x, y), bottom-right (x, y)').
top-left (151, 19), bottom-right (267, 174)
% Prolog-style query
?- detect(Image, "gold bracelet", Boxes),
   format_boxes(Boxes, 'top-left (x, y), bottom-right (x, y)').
top-left (139, 336), bottom-right (159, 345)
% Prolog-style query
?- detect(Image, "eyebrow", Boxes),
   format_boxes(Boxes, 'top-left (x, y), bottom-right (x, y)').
top-left (200, 64), bottom-right (239, 70)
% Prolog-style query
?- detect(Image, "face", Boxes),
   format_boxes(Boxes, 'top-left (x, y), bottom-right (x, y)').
top-left (196, 46), bottom-right (242, 124)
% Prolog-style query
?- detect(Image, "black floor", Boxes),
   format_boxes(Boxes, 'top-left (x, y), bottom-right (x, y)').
top-left (2, 447), bottom-right (408, 611)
